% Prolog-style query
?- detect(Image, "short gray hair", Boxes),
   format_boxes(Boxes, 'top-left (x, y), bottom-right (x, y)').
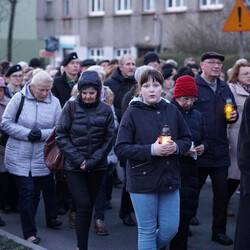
top-left (31, 70), bottom-right (53, 87)
top-left (119, 54), bottom-right (135, 66)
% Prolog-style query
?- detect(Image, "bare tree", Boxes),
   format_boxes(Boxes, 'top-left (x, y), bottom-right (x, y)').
top-left (7, 0), bottom-right (17, 62)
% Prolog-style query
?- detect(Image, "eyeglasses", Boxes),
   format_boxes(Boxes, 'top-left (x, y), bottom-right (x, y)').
top-left (204, 61), bottom-right (223, 66)
top-left (179, 96), bottom-right (197, 102)
top-left (11, 74), bottom-right (23, 79)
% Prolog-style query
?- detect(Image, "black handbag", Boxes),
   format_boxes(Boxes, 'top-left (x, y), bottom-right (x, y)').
top-left (0, 94), bottom-right (25, 147)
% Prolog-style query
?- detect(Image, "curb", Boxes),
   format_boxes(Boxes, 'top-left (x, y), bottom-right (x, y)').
top-left (0, 228), bottom-right (48, 250)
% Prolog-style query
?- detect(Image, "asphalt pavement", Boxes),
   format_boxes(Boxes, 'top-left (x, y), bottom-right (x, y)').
top-left (0, 174), bottom-right (238, 250)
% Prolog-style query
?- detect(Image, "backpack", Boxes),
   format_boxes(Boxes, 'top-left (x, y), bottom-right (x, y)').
top-left (0, 94), bottom-right (25, 146)
top-left (44, 101), bottom-right (74, 172)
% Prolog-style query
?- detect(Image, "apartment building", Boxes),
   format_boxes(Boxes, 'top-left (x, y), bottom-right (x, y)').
top-left (37, 0), bottom-right (249, 66)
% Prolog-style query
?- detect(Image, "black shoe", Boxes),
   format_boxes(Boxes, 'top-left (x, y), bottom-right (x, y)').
top-left (57, 206), bottom-right (66, 215)
top-left (0, 217), bottom-right (5, 227)
top-left (211, 233), bottom-right (233, 245)
top-left (120, 213), bottom-right (136, 226)
top-left (27, 236), bottom-right (40, 245)
top-left (190, 216), bottom-right (199, 226)
top-left (47, 218), bottom-right (62, 229)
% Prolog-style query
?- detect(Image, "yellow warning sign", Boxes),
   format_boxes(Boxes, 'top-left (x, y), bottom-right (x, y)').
top-left (223, 0), bottom-right (250, 32)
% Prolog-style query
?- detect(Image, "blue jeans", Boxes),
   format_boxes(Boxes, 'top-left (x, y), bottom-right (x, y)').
top-left (130, 190), bottom-right (180, 250)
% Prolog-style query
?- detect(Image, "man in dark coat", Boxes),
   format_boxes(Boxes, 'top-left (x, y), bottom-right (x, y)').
top-left (104, 54), bottom-right (137, 226)
top-left (193, 51), bottom-right (238, 246)
top-left (52, 52), bottom-right (80, 107)
top-left (104, 54), bottom-right (137, 122)
top-left (234, 96), bottom-right (250, 250)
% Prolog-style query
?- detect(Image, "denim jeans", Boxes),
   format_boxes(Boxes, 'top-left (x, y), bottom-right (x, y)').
top-left (130, 189), bottom-right (180, 250)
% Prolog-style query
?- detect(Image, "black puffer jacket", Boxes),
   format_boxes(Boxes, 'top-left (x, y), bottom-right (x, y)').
top-left (172, 99), bottom-right (208, 219)
top-left (56, 71), bottom-right (115, 172)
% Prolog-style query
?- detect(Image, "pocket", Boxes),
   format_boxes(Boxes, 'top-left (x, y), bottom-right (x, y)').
top-left (130, 160), bottom-right (154, 176)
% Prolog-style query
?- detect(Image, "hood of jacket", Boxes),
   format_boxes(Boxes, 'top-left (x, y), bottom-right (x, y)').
top-left (77, 70), bottom-right (102, 96)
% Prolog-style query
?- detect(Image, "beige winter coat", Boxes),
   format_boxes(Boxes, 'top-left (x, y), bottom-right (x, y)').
top-left (228, 82), bottom-right (249, 180)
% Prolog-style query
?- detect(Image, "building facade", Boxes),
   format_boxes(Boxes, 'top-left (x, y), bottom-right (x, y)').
top-left (37, 0), bottom-right (250, 66)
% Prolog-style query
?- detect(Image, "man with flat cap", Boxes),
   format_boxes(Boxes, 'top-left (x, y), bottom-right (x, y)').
top-left (5, 64), bottom-right (23, 98)
top-left (193, 51), bottom-right (238, 245)
top-left (52, 52), bottom-right (80, 107)
top-left (80, 59), bottom-right (96, 72)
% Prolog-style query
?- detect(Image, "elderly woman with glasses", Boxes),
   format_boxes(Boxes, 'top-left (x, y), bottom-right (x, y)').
top-left (226, 61), bottom-right (250, 216)
top-left (170, 75), bottom-right (208, 250)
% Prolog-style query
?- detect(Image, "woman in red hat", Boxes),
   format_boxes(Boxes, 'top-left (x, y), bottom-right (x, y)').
top-left (169, 75), bottom-right (208, 250)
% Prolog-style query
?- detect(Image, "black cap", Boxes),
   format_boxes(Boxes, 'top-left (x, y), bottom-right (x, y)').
top-left (162, 68), bottom-right (173, 79)
top-left (144, 51), bottom-right (160, 65)
top-left (201, 51), bottom-right (225, 62)
top-left (61, 52), bottom-right (78, 66)
top-left (29, 58), bottom-right (41, 68)
top-left (98, 59), bottom-right (110, 65)
top-left (80, 59), bottom-right (96, 67)
top-left (5, 64), bottom-right (22, 77)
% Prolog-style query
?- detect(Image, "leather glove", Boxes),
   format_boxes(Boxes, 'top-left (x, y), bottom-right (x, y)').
top-left (28, 129), bottom-right (42, 142)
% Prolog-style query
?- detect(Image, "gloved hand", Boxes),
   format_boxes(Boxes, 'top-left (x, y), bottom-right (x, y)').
top-left (28, 129), bottom-right (42, 142)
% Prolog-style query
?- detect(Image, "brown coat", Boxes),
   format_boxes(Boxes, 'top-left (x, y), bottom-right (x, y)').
top-left (228, 82), bottom-right (249, 180)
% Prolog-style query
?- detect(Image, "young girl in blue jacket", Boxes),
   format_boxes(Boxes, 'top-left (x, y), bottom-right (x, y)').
top-left (115, 68), bottom-right (192, 250)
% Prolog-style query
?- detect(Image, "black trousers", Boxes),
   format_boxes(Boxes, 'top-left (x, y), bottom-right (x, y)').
top-left (65, 170), bottom-right (105, 250)
top-left (169, 218), bottom-right (190, 250)
top-left (234, 184), bottom-right (250, 250)
top-left (198, 166), bottom-right (228, 234)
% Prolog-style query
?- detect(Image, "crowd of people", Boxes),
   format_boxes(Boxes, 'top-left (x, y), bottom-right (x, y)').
top-left (0, 51), bottom-right (249, 250)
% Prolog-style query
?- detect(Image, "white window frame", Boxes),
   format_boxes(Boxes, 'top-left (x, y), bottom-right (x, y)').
top-left (143, 0), bottom-right (155, 12)
top-left (89, 48), bottom-right (104, 61)
top-left (115, 0), bottom-right (132, 15)
top-left (165, 0), bottom-right (187, 12)
top-left (89, 0), bottom-right (105, 16)
top-left (114, 48), bottom-right (131, 58)
top-left (63, 0), bottom-right (72, 16)
top-left (200, 0), bottom-right (223, 10)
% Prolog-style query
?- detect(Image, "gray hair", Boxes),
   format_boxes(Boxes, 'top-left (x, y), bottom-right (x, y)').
top-left (31, 70), bottom-right (53, 87)
top-left (119, 54), bottom-right (135, 66)
top-left (134, 65), bottom-right (154, 82)
top-left (87, 65), bottom-right (106, 78)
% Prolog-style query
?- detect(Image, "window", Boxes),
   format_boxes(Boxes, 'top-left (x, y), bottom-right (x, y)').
top-left (89, 0), bottom-right (105, 16)
top-left (89, 48), bottom-right (104, 61)
top-left (143, 0), bottom-right (155, 12)
top-left (63, 0), bottom-right (71, 16)
top-left (45, 0), bottom-right (53, 18)
top-left (200, 0), bottom-right (223, 10)
top-left (115, 0), bottom-right (132, 14)
top-left (165, 0), bottom-right (187, 11)
top-left (114, 48), bottom-right (131, 58)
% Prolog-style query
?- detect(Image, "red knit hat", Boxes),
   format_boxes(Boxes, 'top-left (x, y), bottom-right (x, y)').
top-left (174, 75), bottom-right (198, 98)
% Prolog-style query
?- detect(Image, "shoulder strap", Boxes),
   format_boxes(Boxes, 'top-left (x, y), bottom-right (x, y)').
top-left (15, 93), bottom-right (25, 123)
top-left (69, 101), bottom-right (74, 121)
